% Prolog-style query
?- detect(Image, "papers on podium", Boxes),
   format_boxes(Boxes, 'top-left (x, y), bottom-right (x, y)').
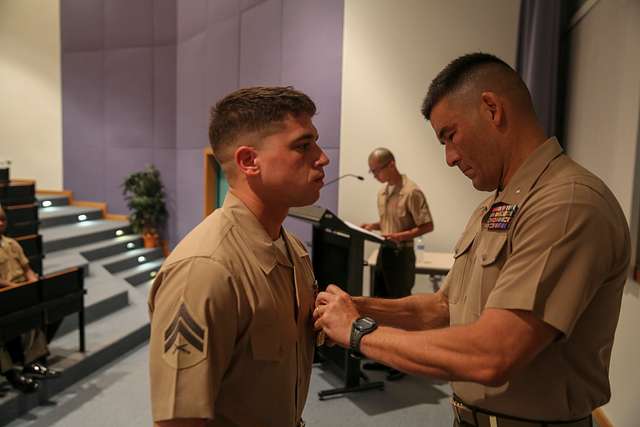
top-left (343, 220), bottom-right (386, 243)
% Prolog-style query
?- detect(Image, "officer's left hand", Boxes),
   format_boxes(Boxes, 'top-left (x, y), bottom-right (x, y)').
top-left (313, 285), bottom-right (360, 348)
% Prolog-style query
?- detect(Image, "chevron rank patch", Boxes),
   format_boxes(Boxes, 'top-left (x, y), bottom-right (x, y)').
top-left (162, 300), bottom-right (208, 369)
top-left (484, 203), bottom-right (518, 231)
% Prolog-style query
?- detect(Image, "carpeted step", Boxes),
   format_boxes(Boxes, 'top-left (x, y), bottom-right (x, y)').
top-left (99, 247), bottom-right (164, 274)
top-left (39, 206), bottom-right (103, 228)
top-left (41, 220), bottom-right (131, 253)
top-left (36, 194), bottom-right (70, 208)
top-left (115, 259), bottom-right (164, 287)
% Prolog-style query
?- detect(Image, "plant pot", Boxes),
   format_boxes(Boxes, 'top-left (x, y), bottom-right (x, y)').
top-left (143, 231), bottom-right (160, 248)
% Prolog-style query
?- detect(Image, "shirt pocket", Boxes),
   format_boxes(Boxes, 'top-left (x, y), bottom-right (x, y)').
top-left (396, 197), bottom-right (409, 218)
top-left (249, 307), bottom-right (296, 362)
top-left (447, 230), bottom-right (476, 305)
top-left (250, 309), bottom-right (283, 362)
top-left (475, 232), bottom-right (508, 312)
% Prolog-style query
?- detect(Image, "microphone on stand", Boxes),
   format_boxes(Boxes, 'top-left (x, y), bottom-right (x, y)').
top-left (322, 173), bottom-right (364, 187)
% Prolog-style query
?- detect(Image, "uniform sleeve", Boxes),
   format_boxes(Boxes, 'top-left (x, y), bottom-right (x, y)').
top-left (485, 183), bottom-right (622, 337)
top-left (407, 189), bottom-right (433, 227)
top-left (149, 258), bottom-right (240, 422)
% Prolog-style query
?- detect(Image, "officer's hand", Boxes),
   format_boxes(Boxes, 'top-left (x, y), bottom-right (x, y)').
top-left (382, 232), bottom-right (402, 243)
top-left (361, 223), bottom-right (373, 231)
top-left (313, 285), bottom-right (359, 348)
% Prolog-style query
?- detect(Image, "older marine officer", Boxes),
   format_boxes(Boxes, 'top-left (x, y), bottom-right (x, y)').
top-left (149, 86), bottom-right (329, 427)
top-left (314, 53), bottom-right (630, 426)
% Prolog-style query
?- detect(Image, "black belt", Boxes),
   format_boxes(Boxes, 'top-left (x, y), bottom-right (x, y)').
top-left (451, 395), bottom-right (592, 427)
top-left (381, 242), bottom-right (413, 250)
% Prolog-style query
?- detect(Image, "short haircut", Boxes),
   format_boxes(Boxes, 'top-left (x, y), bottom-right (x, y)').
top-left (208, 86), bottom-right (316, 164)
top-left (421, 52), bottom-right (526, 121)
top-left (369, 147), bottom-right (395, 165)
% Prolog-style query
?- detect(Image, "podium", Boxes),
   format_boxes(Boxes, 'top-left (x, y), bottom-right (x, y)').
top-left (288, 205), bottom-right (387, 399)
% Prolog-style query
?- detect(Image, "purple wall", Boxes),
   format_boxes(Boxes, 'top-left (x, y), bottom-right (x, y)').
top-left (61, 0), bottom-right (344, 247)
top-left (61, 0), bottom-right (179, 243)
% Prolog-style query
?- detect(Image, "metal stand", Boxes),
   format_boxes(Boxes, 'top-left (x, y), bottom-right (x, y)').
top-left (318, 379), bottom-right (385, 400)
top-left (287, 206), bottom-right (388, 400)
top-left (317, 353), bottom-right (385, 400)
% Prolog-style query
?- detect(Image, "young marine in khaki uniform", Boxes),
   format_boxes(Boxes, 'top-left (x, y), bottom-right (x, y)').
top-left (148, 87), bottom-right (329, 427)
top-left (313, 53), bottom-right (630, 426)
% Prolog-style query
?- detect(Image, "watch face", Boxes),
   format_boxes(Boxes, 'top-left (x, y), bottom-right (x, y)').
top-left (356, 317), bottom-right (376, 331)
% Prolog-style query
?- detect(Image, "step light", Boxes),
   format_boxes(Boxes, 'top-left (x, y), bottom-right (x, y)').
top-left (77, 214), bottom-right (87, 222)
top-left (137, 256), bottom-right (146, 263)
top-left (41, 200), bottom-right (52, 207)
top-left (115, 229), bottom-right (124, 236)
top-left (149, 270), bottom-right (157, 278)
top-left (126, 242), bottom-right (136, 249)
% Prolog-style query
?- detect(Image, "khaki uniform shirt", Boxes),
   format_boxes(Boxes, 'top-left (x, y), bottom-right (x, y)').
top-left (377, 175), bottom-right (432, 246)
top-left (0, 235), bottom-right (47, 372)
top-left (0, 235), bottom-right (30, 372)
top-left (148, 192), bottom-right (316, 427)
top-left (442, 138), bottom-right (630, 420)
top-left (0, 235), bottom-right (29, 284)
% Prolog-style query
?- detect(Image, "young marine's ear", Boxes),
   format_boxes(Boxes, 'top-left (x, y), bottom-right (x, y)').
top-left (235, 146), bottom-right (260, 177)
top-left (480, 91), bottom-right (504, 128)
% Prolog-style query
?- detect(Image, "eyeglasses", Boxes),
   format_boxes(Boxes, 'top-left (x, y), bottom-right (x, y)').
top-left (368, 160), bottom-right (391, 175)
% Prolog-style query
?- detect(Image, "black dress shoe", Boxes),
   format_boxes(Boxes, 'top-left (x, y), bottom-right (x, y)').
top-left (362, 362), bottom-right (389, 371)
top-left (4, 369), bottom-right (39, 394)
top-left (23, 362), bottom-right (60, 380)
top-left (386, 368), bottom-right (406, 381)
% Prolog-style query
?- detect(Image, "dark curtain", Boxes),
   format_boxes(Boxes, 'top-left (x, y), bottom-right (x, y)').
top-left (516, 0), bottom-right (573, 143)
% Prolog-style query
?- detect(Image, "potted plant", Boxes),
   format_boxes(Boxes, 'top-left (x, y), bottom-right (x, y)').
top-left (122, 164), bottom-right (168, 248)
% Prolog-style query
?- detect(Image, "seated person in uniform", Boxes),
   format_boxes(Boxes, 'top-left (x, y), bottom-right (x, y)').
top-left (148, 86), bottom-right (329, 427)
top-left (0, 205), bottom-right (60, 393)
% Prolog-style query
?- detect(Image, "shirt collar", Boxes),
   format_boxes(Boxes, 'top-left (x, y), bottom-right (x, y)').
top-left (383, 174), bottom-right (407, 197)
top-left (222, 191), bottom-right (305, 274)
top-left (494, 137), bottom-right (564, 206)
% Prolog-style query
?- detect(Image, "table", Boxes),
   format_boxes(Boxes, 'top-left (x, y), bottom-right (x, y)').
top-left (367, 249), bottom-right (454, 292)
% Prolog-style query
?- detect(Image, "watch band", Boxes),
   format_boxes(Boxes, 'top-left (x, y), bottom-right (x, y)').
top-left (349, 316), bottom-right (377, 358)
top-left (350, 326), bottom-right (362, 358)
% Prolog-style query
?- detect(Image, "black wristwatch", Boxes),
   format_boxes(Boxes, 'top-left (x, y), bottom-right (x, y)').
top-left (349, 316), bottom-right (378, 359)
